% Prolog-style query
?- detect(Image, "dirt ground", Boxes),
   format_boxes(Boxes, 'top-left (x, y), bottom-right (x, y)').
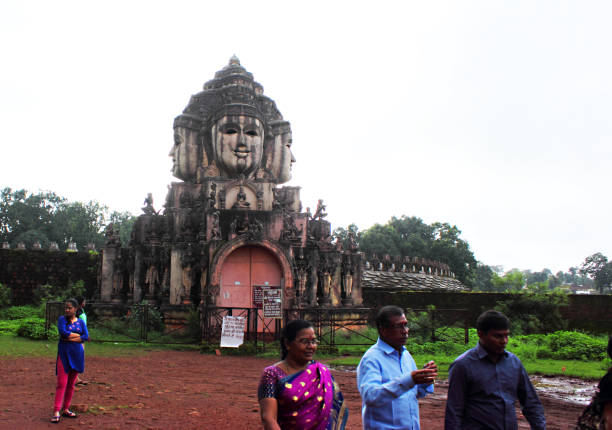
top-left (0, 350), bottom-right (588, 429)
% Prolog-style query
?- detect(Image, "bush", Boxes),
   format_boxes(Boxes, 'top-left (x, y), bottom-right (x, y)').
top-left (0, 305), bottom-right (43, 320)
top-left (0, 320), bottom-right (21, 335)
top-left (544, 331), bottom-right (608, 361)
top-left (16, 317), bottom-right (47, 340)
top-left (0, 283), bottom-right (11, 308)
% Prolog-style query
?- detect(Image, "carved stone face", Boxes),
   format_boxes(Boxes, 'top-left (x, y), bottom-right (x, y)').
top-left (276, 129), bottom-right (295, 183)
top-left (212, 115), bottom-right (264, 177)
top-left (169, 126), bottom-right (199, 181)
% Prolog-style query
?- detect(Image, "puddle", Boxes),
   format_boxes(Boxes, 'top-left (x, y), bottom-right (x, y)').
top-left (530, 376), bottom-right (597, 405)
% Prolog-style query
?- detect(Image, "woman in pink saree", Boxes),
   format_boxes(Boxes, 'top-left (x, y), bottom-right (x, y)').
top-left (258, 320), bottom-right (348, 430)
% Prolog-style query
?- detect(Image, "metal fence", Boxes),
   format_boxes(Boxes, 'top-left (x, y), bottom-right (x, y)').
top-left (45, 301), bottom-right (201, 344)
top-left (46, 302), bottom-right (469, 348)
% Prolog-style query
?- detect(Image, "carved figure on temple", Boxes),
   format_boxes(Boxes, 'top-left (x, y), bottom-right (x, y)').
top-left (280, 213), bottom-right (302, 243)
top-left (145, 262), bottom-right (159, 297)
top-left (104, 223), bottom-right (121, 246)
top-left (142, 193), bottom-right (157, 215)
top-left (207, 183), bottom-right (217, 210)
top-left (232, 186), bottom-right (251, 209)
top-left (312, 199), bottom-right (327, 220)
top-left (209, 211), bottom-right (221, 240)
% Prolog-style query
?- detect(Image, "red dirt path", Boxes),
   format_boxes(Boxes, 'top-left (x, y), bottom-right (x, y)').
top-left (0, 351), bottom-right (585, 429)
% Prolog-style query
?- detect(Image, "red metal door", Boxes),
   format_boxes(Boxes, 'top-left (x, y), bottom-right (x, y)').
top-left (218, 246), bottom-right (281, 308)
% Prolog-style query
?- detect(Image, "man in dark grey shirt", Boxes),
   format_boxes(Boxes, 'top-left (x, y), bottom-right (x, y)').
top-left (444, 310), bottom-right (546, 430)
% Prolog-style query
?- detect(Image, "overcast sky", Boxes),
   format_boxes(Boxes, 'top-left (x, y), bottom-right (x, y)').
top-left (1, 1), bottom-right (610, 274)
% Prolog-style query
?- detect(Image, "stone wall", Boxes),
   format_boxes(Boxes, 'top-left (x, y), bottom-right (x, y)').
top-left (363, 289), bottom-right (612, 333)
top-left (0, 249), bottom-right (99, 305)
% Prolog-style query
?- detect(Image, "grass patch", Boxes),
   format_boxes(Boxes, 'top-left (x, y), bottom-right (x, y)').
top-left (326, 350), bottom-right (612, 381)
top-left (0, 334), bottom-right (198, 358)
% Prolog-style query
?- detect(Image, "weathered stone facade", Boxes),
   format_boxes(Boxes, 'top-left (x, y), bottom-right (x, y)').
top-left (99, 57), bottom-right (363, 311)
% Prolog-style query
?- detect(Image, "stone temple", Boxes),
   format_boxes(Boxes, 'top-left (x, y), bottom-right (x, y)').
top-left (99, 57), bottom-right (364, 320)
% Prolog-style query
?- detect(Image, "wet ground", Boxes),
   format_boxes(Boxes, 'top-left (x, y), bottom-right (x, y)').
top-left (530, 375), bottom-right (597, 405)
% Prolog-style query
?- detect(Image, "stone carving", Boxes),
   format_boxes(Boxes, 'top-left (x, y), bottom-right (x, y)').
top-left (267, 120), bottom-right (295, 184)
top-left (168, 56), bottom-right (290, 184)
top-left (280, 213), bottom-right (302, 244)
top-left (230, 213), bottom-right (263, 241)
top-left (207, 183), bottom-right (217, 210)
top-left (32, 241), bottom-right (42, 250)
top-left (232, 186), bottom-right (251, 209)
top-left (1, 242), bottom-right (9, 249)
top-left (312, 199), bottom-right (327, 220)
top-left (105, 223), bottom-right (121, 246)
top-left (209, 211), bottom-right (221, 241)
top-left (142, 193), bottom-right (158, 215)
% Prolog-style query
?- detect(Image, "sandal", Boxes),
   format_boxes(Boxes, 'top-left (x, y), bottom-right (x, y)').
top-left (50, 415), bottom-right (60, 423)
top-left (62, 410), bottom-right (77, 418)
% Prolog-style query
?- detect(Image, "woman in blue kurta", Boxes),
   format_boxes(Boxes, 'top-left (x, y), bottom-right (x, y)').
top-left (51, 298), bottom-right (89, 423)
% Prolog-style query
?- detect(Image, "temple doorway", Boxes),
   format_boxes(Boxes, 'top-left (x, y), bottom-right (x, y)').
top-left (217, 245), bottom-right (282, 308)
top-left (217, 245), bottom-right (282, 336)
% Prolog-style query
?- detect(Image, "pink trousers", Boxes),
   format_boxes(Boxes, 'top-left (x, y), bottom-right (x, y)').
top-left (53, 357), bottom-right (78, 413)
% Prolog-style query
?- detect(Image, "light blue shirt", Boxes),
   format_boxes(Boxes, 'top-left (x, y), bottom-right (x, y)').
top-left (357, 338), bottom-right (434, 430)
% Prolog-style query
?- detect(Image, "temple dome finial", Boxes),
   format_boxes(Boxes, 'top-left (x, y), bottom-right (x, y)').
top-left (229, 55), bottom-right (240, 66)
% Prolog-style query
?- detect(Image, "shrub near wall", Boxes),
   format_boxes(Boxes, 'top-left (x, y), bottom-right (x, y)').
top-left (0, 249), bottom-right (99, 305)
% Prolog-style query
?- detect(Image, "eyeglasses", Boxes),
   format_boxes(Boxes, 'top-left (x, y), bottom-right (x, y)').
top-left (296, 339), bottom-right (319, 346)
top-left (386, 323), bottom-right (410, 331)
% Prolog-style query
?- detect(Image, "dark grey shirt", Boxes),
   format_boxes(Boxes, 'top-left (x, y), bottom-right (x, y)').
top-left (444, 343), bottom-right (546, 430)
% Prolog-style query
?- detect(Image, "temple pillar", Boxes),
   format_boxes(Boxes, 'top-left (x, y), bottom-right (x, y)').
top-left (169, 248), bottom-right (183, 305)
top-left (133, 249), bottom-right (143, 303)
top-left (100, 247), bottom-right (117, 302)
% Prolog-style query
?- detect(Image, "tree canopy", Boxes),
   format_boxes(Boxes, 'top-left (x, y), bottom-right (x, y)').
top-left (0, 187), bottom-right (136, 251)
top-left (580, 252), bottom-right (612, 293)
top-left (337, 215), bottom-right (477, 286)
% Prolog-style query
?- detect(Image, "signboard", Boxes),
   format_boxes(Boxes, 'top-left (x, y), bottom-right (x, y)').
top-left (253, 285), bottom-right (264, 308)
top-left (262, 288), bottom-right (282, 319)
top-left (220, 316), bottom-right (246, 348)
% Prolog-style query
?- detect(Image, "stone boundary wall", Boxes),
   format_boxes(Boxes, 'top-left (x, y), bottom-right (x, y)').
top-left (0, 249), bottom-right (99, 305)
top-left (363, 289), bottom-right (612, 333)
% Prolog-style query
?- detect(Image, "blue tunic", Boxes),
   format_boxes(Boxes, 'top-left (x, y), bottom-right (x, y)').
top-left (56, 315), bottom-right (89, 374)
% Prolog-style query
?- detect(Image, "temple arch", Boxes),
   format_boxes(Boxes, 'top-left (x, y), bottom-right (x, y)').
top-left (210, 239), bottom-right (294, 309)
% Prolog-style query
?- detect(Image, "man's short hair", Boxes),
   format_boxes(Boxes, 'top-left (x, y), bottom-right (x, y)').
top-left (476, 310), bottom-right (510, 333)
top-left (375, 305), bottom-right (405, 330)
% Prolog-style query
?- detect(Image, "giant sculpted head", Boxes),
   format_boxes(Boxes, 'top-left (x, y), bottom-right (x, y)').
top-left (169, 57), bottom-right (292, 183)
top-left (211, 106), bottom-right (264, 178)
top-left (169, 115), bottom-right (201, 182)
top-left (269, 120), bottom-right (295, 183)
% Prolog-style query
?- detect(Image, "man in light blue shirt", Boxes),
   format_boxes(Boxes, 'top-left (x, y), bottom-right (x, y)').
top-left (357, 305), bottom-right (437, 430)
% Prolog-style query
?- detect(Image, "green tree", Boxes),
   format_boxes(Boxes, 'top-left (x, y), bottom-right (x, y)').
top-left (0, 187), bottom-right (124, 251)
top-left (332, 223), bottom-right (360, 250)
top-left (358, 215), bottom-right (477, 286)
top-left (359, 224), bottom-right (401, 256)
top-left (491, 270), bottom-right (525, 292)
top-left (580, 253), bottom-right (612, 293)
top-left (110, 211), bottom-right (138, 246)
top-left (471, 263), bottom-right (495, 292)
